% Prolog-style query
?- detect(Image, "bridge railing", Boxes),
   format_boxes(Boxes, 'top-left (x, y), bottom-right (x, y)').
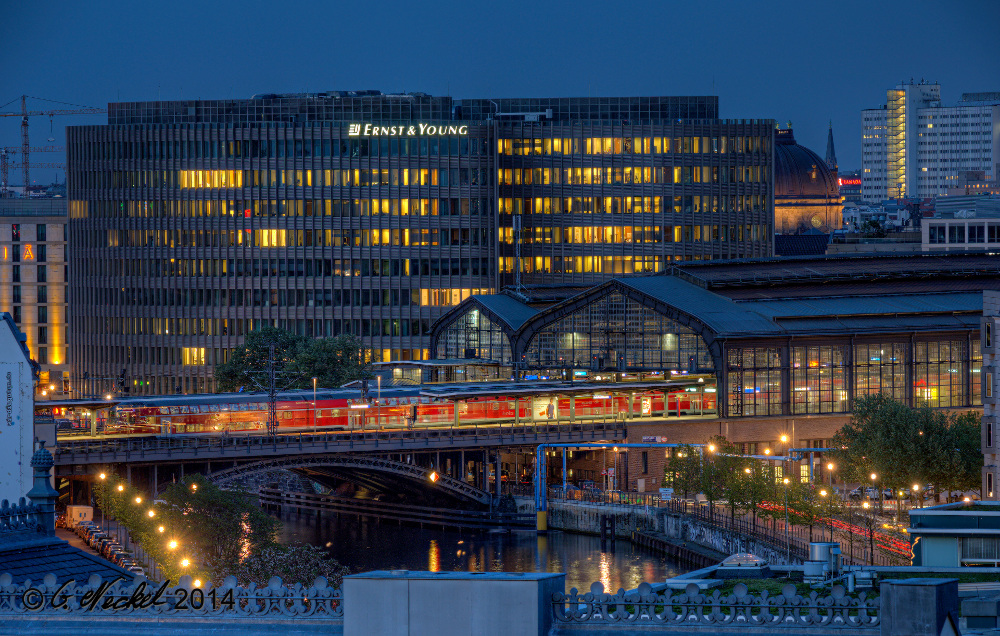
top-left (54, 420), bottom-right (627, 462)
top-left (551, 581), bottom-right (880, 630)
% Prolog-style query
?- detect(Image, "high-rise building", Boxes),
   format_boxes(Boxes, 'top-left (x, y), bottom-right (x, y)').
top-left (0, 199), bottom-right (69, 396)
top-left (862, 82), bottom-right (1000, 202)
top-left (66, 92), bottom-right (774, 396)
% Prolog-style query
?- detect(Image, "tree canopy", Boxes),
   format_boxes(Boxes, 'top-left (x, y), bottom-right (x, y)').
top-left (214, 327), bottom-right (371, 392)
top-left (830, 394), bottom-right (982, 500)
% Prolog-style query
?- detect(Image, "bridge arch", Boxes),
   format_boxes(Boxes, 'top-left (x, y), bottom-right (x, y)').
top-left (208, 455), bottom-right (492, 505)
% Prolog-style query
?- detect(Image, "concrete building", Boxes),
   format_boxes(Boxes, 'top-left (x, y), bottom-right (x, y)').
top-left (922, 196), bottom-right (1000, 251)
top-left (862, 83), bottom-right (1000, 202)
top-left (0, 199), bottom-right (69, 396)
top-left (65, 92), bottom-right (774, 396)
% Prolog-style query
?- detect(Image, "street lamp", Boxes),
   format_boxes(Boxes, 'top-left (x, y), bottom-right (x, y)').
top-left (870, 472), bottom-right (881, 513)
top-left (820, 489), bottom-right (832, 541)
top-left (782, 477), bottom-right (790, 562)
top-left (863, 501), bottom-right (874, 566)
top-left (826, 462), bottom-right (835, 496)
top-left (913, 483), bottom-right (922, 509)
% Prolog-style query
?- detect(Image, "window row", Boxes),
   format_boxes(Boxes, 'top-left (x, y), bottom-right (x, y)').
top-left (84, 256), bottom-right (496, 281)
top-left (77, 135), bottom-right (490, 161)
top-left (497, 165), bottom-right (767, 186)
top-left (500, 135), bottom-right (769, 156)
top-left (499, 194), bottom-right (770, 216)
top-left (499, 224), bottom-right (770, 245)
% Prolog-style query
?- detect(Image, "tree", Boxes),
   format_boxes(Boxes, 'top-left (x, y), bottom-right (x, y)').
top-left (664, 444), bottom-right (702, 499)
top-left (157, 476), bottom-right (280, 582)
top-left (95, 473), bottom-right (349, 586)
top-left (701, 436), bottom-right (740, 521)
top-left (215, 326), bottom-right (305, 392)
top-left (831, 393), bottom-right (923, 498)
top-left (857, 219), bottom-right (887, 238)
top-left (229, 544), bottom-right (349, 588)
top-left (288, 335), bottom-right (372, 389)
top-left (833, 395), bottom-right (983, 506)
top-left (214, 327), bottom-right (371, 392)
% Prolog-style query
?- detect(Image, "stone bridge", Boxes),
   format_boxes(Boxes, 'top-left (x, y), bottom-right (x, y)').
top-left (208, 454), bottom-right (492, 504)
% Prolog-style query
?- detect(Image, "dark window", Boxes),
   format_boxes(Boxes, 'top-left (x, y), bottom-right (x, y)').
top-left (36, 224), bottom-right (46, 241)
top-left (948, 225), bottom-right (966, 244)
top-left (969, 224), bottom-right (985, 243)
top-left (928, 225), bottom-right (945, 244)
top-left (37, 326), bottom-right (47, 344)
top-left (11, 265), bottom-right (19, 283)
top-left (38, 306), bottom-right (47, 324)
top-left (37, 265), bottom-right (46, 283)
top-left (11, 224), bottom-right (19, 242)
top-left (37, 245), bottom-right (46, 262)
top-left (12, 286), bottom-right (20, 304)
top-left (641, 451), bottom-right (648, 474)
top-left (37, 286), bottom-right (46, 304)
top-left (36, 347), bottom-right (46, 365)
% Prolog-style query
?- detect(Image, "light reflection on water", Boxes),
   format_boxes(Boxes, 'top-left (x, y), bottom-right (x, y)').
top-left (278, 513), bottom-right (686, 593)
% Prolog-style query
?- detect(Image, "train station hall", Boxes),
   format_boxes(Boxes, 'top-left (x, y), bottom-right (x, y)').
top-left (428, 252), bottom-right (995, 489)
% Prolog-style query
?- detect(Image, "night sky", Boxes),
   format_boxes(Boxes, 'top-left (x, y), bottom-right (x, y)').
top-left (2, 0), bottom-right (998, 186)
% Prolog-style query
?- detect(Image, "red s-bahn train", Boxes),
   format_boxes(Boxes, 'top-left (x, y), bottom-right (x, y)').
top-left (52, 383), bottom-right (717, 437)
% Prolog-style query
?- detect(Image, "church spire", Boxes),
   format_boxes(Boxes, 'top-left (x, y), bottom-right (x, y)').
top-left (825, 121), bottom-right (838, 171)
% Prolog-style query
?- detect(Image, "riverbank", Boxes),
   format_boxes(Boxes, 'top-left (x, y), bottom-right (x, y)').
top-left (276, 507), bottom-right (686, 592)
top-left (520, 498), bottom-right (803, 567)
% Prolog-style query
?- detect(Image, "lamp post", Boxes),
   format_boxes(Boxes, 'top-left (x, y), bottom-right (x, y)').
top-left (827, 462), bottom-right (835, 497)
top-left (820, 489), bottom-right (831, 541)
top-left (913, 483), bottom-right (922, 510)
top-left (871, 472), bottom-right (881, 514)
top-left (863, 501), bottom-right (874, 566)
top-left (780, 434), bottom-right (789, 480)
top-left (782, 477), bottom-right (790, 563)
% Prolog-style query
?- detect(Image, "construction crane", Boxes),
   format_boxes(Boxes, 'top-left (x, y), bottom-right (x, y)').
top-left (1, 146), bottom-right (63, 192)
top-left (0, 95), bottom-right (105, 191)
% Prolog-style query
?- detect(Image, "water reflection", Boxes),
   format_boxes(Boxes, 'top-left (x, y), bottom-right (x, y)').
top-left (279, 513), bottom-right (685, 593)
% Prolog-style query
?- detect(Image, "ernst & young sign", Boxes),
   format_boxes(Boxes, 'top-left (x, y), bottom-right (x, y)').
top-left (348, 123), bottom-right (469, 137)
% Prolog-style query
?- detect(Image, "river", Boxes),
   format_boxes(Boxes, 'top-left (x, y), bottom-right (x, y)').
top-left (278, 512), bottom-right (686, 593)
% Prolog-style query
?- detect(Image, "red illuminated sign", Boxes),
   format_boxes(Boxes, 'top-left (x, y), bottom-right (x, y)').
top-left (839, 178), bottom-right (862, 186)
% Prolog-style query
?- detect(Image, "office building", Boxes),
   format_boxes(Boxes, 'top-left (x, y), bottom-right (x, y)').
top-left (862, 83), bottom-right (1000, 202)
top-left (65, 92), bottom-right (775, 395)
top-left (0, 199), bottom-right (69, 396)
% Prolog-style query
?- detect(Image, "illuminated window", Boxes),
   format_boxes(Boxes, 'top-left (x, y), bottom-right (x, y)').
top-left (182, 347), bottom-right (206, 366)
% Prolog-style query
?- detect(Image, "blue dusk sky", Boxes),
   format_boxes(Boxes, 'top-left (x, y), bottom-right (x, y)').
top-left (1, 0), bottom-right (997, 186)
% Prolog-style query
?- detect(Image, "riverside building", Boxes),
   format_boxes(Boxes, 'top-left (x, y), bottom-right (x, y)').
top-left (66, 92), bottom-right (774, 396)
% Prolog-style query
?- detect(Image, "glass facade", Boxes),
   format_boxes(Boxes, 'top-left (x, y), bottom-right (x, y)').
top-left (791, 345), bottom-right (848, 414)
top-left (727, 347), bottom-right (783, 417)
top-left (66, 92), bottom-right (774, 395)
top-left (726, 337), bottom-right (981, 418)
top-left (523, 291), bottom-right (714, 371)
top-left (435, 308), bottom-right (512, 365)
